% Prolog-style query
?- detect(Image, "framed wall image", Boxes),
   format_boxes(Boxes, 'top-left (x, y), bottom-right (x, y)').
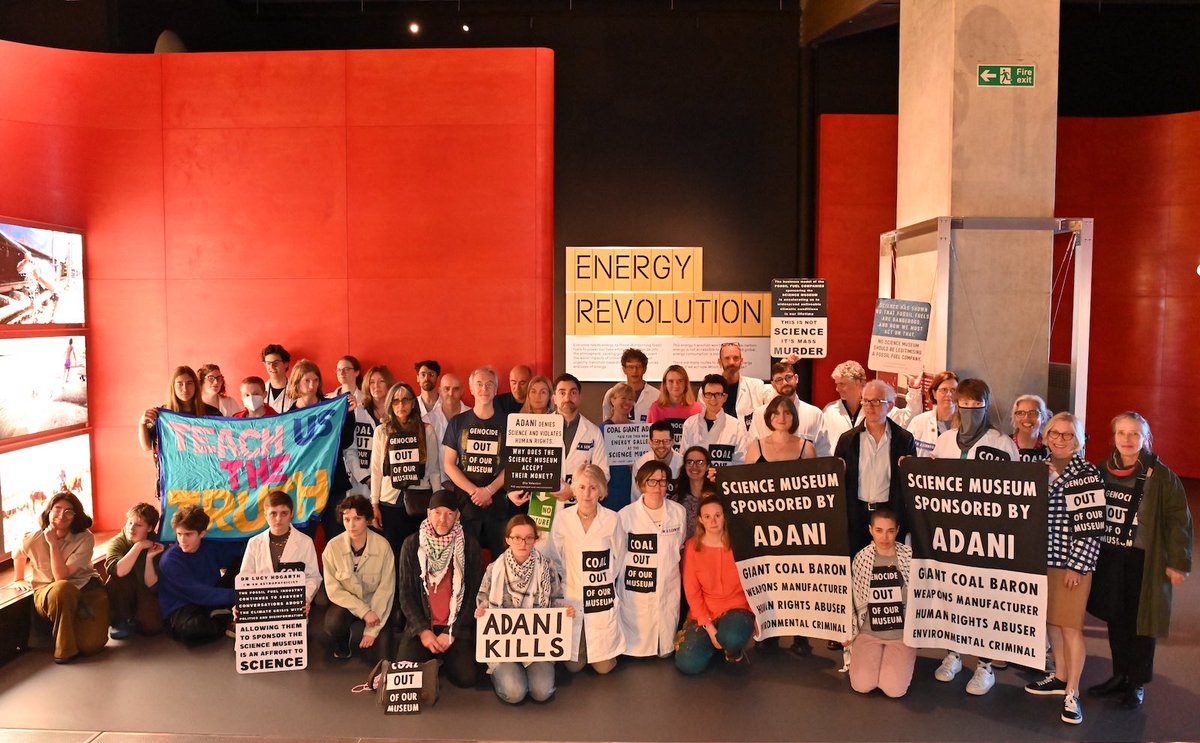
top-left (0, 220), bottom-right (84, 326)
top-left (0, 335), bottom-right (88, 443)
top-left (0, 433), bottom-right (94, 556)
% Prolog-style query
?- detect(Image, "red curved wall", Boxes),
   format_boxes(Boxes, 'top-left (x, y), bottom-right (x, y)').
top-left (0, 41), bottom-right (554, 529)
top-left (816, 113), bottom-right (1200, 477)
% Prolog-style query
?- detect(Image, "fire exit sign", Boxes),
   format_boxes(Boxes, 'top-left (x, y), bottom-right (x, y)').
top-left (978, 65), bottom-right (1035, 87)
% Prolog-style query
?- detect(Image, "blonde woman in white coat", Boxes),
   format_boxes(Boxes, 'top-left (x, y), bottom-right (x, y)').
top-left (616, 460), bottom-right (687, 657)
top-left (547, 463), bottom-right (625, 673)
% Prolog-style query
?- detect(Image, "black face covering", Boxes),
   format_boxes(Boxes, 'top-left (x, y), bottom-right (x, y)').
top-left (956, 406), bottom-right (990, 452)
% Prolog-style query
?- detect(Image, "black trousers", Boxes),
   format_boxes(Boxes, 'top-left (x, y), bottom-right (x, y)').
top-left (1093, 546), bottom-right (1157, 685)
top-left (168, 605), bottom-right (229, 643)
top-left (395, 626), bottom-right (479, 688)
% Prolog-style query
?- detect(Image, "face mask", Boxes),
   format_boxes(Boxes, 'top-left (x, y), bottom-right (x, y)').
top-left (958, 407), bottom-right (987, 438)
top-left (243, 394), bottom-right (264, 412)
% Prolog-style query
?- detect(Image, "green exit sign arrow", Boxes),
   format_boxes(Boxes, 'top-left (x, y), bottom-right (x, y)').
top-left (978, 64), bottom-right (1036, 87)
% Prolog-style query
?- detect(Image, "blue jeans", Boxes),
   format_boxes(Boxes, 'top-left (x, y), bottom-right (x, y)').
top-left (674, 609), bottom-right (755, 675)
top-left (491, 661), bottom-right (556, 703)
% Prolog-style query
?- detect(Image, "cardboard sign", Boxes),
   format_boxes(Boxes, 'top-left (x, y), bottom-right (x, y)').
top-left (770, 278), bottom-right (827, 358)
top-left (235, 572), bottom-right (307, 674)
top-left (867, 298), bottom-right (931, 376)
top-left (603, 422), bottom-right (650, 467)
top-left (504, 414), bottom-right (564, 491)
top-left (475, 607), bottom-right (572, 663)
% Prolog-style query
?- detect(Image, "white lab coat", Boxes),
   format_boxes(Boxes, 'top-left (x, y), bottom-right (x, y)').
top-left (548, 506), bottom-right (626, 664)
top-left (601, 384), bottom-right (660, 423)
top-left (907, 409), bottom-right (952, 458)
top-left (240, 525), bottom-right (323, 603)
top-left (679, 411), bottom-right (749, 466)
top-left (615, 497), bottom-right (687, 657)
top-left (732, 376), bottom-right (771, 429)
top-left (749, 394), bottom-right (832, 457)
top-left (931, 427), bottom-right (1020, 460)
top-left (822, 400), bottom-right (864, 451)
top-left (628, 449), bottom-right (682, 502)
top-left (549, 415), bottom-right (612, 521)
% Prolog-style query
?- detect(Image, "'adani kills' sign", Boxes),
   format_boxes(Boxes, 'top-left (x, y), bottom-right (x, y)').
top-left (565, 247), bottom-right (770, 381)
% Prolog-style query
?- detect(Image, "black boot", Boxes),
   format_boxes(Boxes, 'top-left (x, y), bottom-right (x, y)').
top-left (1120, 685), bottom-right (1144, 709)
top-left (1087, 675), bottom-right (1128, 696)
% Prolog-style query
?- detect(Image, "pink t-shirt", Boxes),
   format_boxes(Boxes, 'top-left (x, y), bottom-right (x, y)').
top-left (648, 401), bottom-right (702, 424)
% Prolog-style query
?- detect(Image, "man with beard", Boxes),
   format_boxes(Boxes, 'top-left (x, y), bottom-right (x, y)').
top-left (751, 361), bottom-right (831, 456)
top-left (414, 360), bottom-right (441, 418)
top-left (718, 342), bottom-right (770, 430)
top-left (495, 365), bottom-right (532, 417)
top-left (544, 373), bottom-right (609, 505)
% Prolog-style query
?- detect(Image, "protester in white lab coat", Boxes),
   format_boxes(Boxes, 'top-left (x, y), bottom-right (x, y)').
top-left (679, 374), bottom-right (750, 467)
top-left (822, 360), bottom-right (868, 447)
top-left (547, 464), bottom-right (625, 674)
top-left (545, 373), bottom-right (610, 506)
top-left (239, 490), bottom-right (322, 612)
top-left (629, 421), bottom-right (683, 503)
top-left (717, 342), bottom-right (770, 429)
top-left (906, 371), bottom-right (958, 457)
top-left (616, 460), bottom-right (687, 658)
top-left (601, 348), bottom-right (660, 423)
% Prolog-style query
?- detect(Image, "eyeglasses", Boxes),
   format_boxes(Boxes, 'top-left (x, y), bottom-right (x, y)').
top-left (507, 536), bottom-right (537, 544)
top-left (934, 386), bottom-right (956, 395)
top-left (650, 438), bottom-right (672, 446)
top-left (643, 477), bottom-right (668, 488)
top-left (394, 397), bottom-right (414, 405)
top-left (685, 459), bottom-right (708, 467)
top-left (1046, 430), bottom-right (1076, 441)
top-left (861, 398), bottom-right (890, 407)
top-left (264, 359), bottom-right (284, 368)
top-left (701, 391), bottom-right (727, 399)
top-left (336, 367), bottom-right (356, 374)
top-left (622, 363), bottom-right (646, 371)
top-left (205, 374), bottom-right (224, 383)
top-left (1014, 410), bottom-right (1041, 418)
top-left (771, 374), bottom-right (798, 384)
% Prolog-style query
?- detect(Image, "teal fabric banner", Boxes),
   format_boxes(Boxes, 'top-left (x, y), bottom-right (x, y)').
top-left (156, 395), bottom-right (348, 540)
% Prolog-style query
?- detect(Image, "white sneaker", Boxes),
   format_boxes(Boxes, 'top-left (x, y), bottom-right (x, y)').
top-left (1061, 693), bottom-right (1083, 724)
top-left (966, 662), bottom-right (995, 695)
top-left (935, 651), bottom-right (962, 682)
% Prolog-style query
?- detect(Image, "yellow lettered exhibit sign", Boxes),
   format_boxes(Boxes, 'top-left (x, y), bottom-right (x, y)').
top-left (565, 247), bottom-right (770, 381)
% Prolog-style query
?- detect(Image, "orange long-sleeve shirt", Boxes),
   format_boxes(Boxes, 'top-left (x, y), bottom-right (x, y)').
top-left (682, 537), bottom-right (751, 625)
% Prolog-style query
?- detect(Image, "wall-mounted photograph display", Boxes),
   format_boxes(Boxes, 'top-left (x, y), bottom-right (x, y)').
top-left (0, 221), bottom-right (84, 325)
top-left (0, 335), bottom-right (87, 442)
top-left (0, 433), bottom-right (93, 556)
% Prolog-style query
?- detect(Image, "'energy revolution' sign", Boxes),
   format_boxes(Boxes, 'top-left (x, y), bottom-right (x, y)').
top-left (565, 247), bottom-right (770, 381)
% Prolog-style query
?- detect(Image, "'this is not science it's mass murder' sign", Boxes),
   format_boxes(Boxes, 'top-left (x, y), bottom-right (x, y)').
top-left (503, 413), bottom-right (564, 491)
top-left (157, 396), bottom-right (349, 540)
top-left (717, 457), bottom-right (852, 642)
top-left (235, 571), bottom-right (307, 674)
top-left (770, 278), bottom-right (828, 359)
top-left (902, 458), bottom-right (1049, 668)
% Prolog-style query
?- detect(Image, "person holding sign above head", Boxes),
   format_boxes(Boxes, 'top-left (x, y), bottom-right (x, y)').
top-left (547, 463), bottom-right (625, 674)
top-left (930, 378), bottom-right (1018, 696)
top-left (905, 371), bottom-right (957, 457)
top-left (442, 367), bottom-right (512, 558)
top-left (137, 366), bottom-right (218, 454)
top-left (1087, 412), bottom-right (1192, 711)
top-left (717, 342), bottom-right (769, 429)
top-left (1011, 394), bottom-right (1051, 462)
top-left (423, 373), bottom-right (470, 454)
top-left (1022, 413), bottom-right (1102, 724)
top-left (476, 514), bottom-right (573, 704)
top-left (547, 374), bottom-right (609, 504)
top-left (13, 491), bottom-right (110, 663)
top-left (396, 489), bottom-right (482, 688)
top-left (495, 364), bottom-right (533, 418)
top-left (630, 421), bottom-right (683, 503)
top-left (240, 491), bottom-right (322, 615)
top-left (646, 364), bottom-right (702, 446)
top-left (601, 348), bottom-right (659, 423)
top-left (322, 495), bottom-right (395, 660)
top-left (836, 380), bottom-right (916, 556)
top-left (822, 360), bottom-right (868, 447)
top-left (233, 376), bottom-right (276, 419)
top-left (261, 343), bottom-right (294, 413)
top-left (158, 505), bottom-right (241, 644)
top-left (289, 359), bottom-right (358, 540)
top-left (600, 382), bottom-right (639, 512)
top-left (616, 461), bottom-right (687, 658)
top-left (747, 396), bottom-right (817, 466)
top-left (752, 361), bottom-right (831, 456)
top-left (371, 382), bottom-right (442, 555)
top-left (680, 374), bottom-right (750, 468)
top-left (847, 507), bottom-right (916, 697)
top-left (105, 502), bottom-right (165, 639)
top-left (675, 495), bottom-right (755, 674)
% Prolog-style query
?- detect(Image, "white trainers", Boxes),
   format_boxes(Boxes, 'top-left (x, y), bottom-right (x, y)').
top-left (935, 651), bottom-right (962, 682)
top-left (966, 662), bottom-right (995, 695)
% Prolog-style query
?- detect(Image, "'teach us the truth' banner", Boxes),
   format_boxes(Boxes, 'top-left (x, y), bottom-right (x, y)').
top-left (156, 395), bottom-right (349, 541)
top-left (717, 456), bottom-right (852, 642)
top-left (902, 457), bottom-right (1048, 668)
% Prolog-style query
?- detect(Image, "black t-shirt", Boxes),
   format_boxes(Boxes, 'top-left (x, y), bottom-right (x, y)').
top-left (443, 409), bottom-right (505, 489)
top-left (723, 379), bottom-right (739, 418)
top-left (494, 392), bottom-right (524, 418)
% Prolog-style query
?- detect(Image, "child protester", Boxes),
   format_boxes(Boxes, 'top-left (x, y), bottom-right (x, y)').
top-left (240, 490), bottom-right (322, 613)
top-left (105, 502), bottom-right (165, 638)
top-left (847, 507), bottom-right (916, 698)
top-left (158, 505), bottom-right (243, 643)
